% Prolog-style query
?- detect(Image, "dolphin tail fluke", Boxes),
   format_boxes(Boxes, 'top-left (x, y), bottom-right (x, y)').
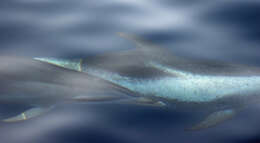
top-left (186, 109), bottom-right (237, 131)
top-left (2, 106), bottom-right (52, 122)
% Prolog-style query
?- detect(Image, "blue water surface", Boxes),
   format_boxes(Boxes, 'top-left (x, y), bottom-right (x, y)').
top-left (1, 0), bottom-right (260, 143)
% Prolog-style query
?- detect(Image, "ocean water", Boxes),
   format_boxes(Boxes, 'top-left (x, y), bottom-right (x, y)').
top-left (0, 0), bottom-right (260, 143)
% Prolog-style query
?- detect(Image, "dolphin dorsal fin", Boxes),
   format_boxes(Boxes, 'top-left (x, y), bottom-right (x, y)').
top-left (118, 32), bottom-right (180, 66)
top-left (117, 32), bottom-right (162, 51)
top-left (117, 32), bottom-right (173, 61)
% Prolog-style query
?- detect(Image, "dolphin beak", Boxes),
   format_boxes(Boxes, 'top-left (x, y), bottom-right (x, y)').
top-left (34, 57), bottom-right (83, 71)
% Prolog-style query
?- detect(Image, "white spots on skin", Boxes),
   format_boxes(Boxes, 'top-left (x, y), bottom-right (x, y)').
top-left (84, 65), bottom-right (260, 102)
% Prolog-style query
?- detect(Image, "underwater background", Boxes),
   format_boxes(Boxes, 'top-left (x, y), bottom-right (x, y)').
top-left (1, 0), bottom-right (260, 143)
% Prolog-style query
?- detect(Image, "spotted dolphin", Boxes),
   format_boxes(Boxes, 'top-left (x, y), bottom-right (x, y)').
top-left (33, 33), bottom-right (260, 130)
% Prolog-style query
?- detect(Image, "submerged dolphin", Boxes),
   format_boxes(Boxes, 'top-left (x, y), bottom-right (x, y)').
top-left (0, 56), bottom-right (135, 122)
top-left (34, 33), bottom-right (260, 130)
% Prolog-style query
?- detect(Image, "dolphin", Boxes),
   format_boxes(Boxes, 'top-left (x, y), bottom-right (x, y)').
top-left (34, 33), bottom-right (260, 130)
top-left (0, 56), bottom-right (136, 122)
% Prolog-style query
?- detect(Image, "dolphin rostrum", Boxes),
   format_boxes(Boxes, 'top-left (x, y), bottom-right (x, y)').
top-left (7, 33), bottom-right (260, 130)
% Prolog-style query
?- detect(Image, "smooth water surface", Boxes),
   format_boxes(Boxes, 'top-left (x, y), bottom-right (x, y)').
top-left (1, 0), bottom-right (260, 143)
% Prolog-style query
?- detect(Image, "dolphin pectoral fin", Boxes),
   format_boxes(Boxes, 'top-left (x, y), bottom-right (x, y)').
top-left (3, 107), bottom-right (51, 122)
top-left (119, 97), bottom-right (167, 107)
top-left (187, 109), bottom-right (237, 131)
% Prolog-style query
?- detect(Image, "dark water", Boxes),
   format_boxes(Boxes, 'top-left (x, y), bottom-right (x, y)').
top-left (1, 0), bottom-right (260, 143)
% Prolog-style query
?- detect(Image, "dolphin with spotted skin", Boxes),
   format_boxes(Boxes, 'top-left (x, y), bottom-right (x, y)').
top-left (6, 33), bottom-right (260, 130)
top-left (34, 33), bottom-right (260, 130)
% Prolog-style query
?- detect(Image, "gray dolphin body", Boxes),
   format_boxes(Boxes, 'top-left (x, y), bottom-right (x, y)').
top-left (34, 33), bottom-right (260, 130)
top-left (0, 56), bottom-right (134, 122)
